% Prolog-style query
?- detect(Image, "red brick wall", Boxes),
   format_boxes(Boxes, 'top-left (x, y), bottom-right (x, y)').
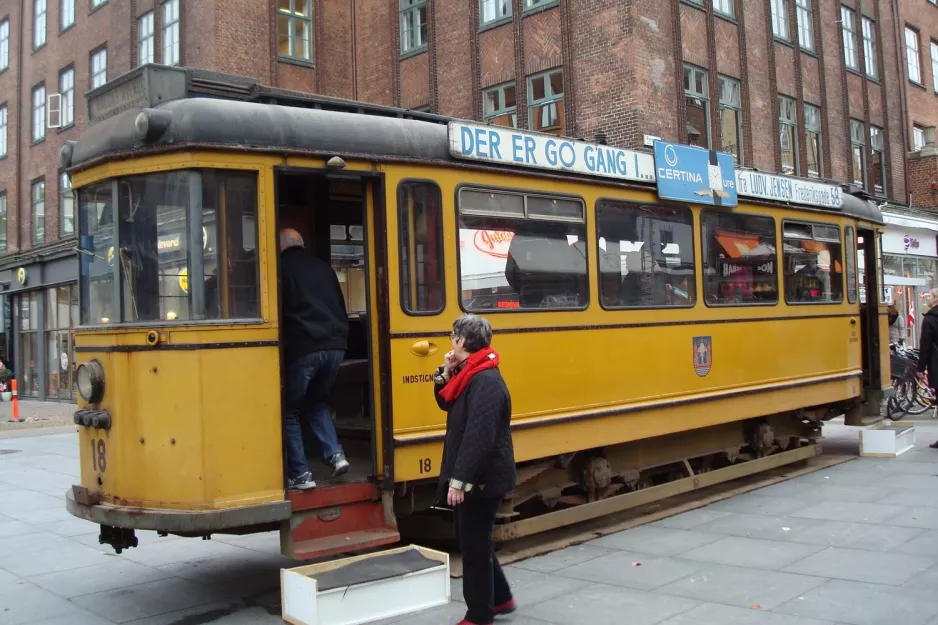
top-left (714, 19), bottom-right (740, 79)
top-left (680, 5), bottom-right (708, 70)
top-left (802, 55), bottom-right (821, 104)
top-left (353, 0), bottom-right (394, 106)
top-left (320, 0), bottom-right (354, 99)
top-left (0, 2), bottom-right (21, 252)
top-left (909, 154), bottom-right (938, 209)
top-left (400, 53), bottom-right (429, 110)
top-left (742, 0), bottom-right (776, 172)
top-left (434, 0), bottom-right (472, 118)
top-left (479, 24), bottom-right (514, 89)
top-left (775, 44), bottom-right (797, 97)
top-left (900, 0), bottom-right (938, 133)
top-left (523, 8), bottom-right (562, 75)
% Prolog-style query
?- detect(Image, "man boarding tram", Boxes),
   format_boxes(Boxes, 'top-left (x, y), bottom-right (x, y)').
top-left (279, 227), bottom-right (351, 490)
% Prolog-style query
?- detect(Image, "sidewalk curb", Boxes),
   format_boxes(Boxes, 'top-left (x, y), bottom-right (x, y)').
top-left (0, 424), bottom-right (79, 439)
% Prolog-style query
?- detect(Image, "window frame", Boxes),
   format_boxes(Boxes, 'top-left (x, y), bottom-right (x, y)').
top-left (795, 0), bottom-right (814, 52)
top-left (60, 0), bottom-right (74, 31)
top-left (906, 26), bottom-right (922, 85)
top-left (400, 0), bottom-right (428, 56)
top-left (803, 102), bottom-right (822, 178)
top-left (713, 0), bottom-right (734, 18)
top-left (779, 95), bottom-right (799, 175)
top-left (523, 0), bottom-right (559, 12)
top-left (841, 6), bottom-right (858, 71)
top-left (483, 81), bottom-right (517, 127)
top-left (58, 66), bottom-right (75, 129)
top-left (782, 219), bottom-right (844, 306)
top-left (931, 40), bottom-right (938, 92)
top-left (527, 68), bottom-right (564, 135)
top-left (60, 171), bottom-right (74, 236)
top-left (455, 183), bottom-right (588, 314)
top-left (90, 46), bottom-right (107, 89)
top-left (845, 225), bottom-right (857, 305)
top-left (861, 16), bottom-right (878, 80)
top-left (0, 104), bottom-right (7, 159)
top-left (90, 0), bottom-right (107, 10)
top-left (138, 11), bottom-right (155, 66)
top-left (596, 198), bottom-right (697, 311)
top-left (684, 64), bottom-right (711, 149)
top-left (913, 125), bottom-right (926, 151)
top-left (700, 209), bottom-right (779, 308)
top-left (31, 177), bottom-right (46, 246)
top-left (480, 0), bottom-right (512, 26)
top-left (0, 192), bottom-right (7, 253)
top-left (31, 83), bottom-right (46, 144)
top-left (0, 19), bottom-right (9, 72)
top-left (718, 75), bottom-right (743, 165)
top-left (869, 125), bottom-right (886, 197)
top-left (771, 0), bottom-right (790, 41)
top-left (850, 118), bottom-right (866, 188)
top-left (34, 0), bottom-right (47, 50)
top-left (162, 0), bottom-right (180, 66)
top-left (397, 178), bottom-right (446, 317)
top-left (276, 0), bottom-right (312, 63)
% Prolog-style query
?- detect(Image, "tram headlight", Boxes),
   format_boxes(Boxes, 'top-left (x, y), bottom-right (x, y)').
top-left (76, 360), bottom-right (105, 404)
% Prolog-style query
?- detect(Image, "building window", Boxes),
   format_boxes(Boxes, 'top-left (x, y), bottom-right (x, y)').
top-left (91, 48), bottom-right (107, 89)
top-left (61, 0), bottom-right (74, 30)
top-left (46, 285), bottom-right (79, 399)
top-left (771, 0), bottom-right (790, 41)
top-left (458, 187), bottom-right (587, 311)
top-left (914, 125), bottom-right (926, 151)
top-left (32, 84), bottom-right (46, 143)
top-left (277, 0), bottom-right (311, 61)
top-left (480, 0), bottom-right (511, 25)
top-left (528, 69), bottom-right (564, 135)
top-left (398, 182), bottom-right (445, 314)
top-left (906, 26), bottom-right (922, 84)
top-left (870, 126), bottom-right (885, 196)
top-left (931, 41), bottom-right (938, 92)
top-left (34, 0), bottom-right (47, 49)
top-left (701, 210), bottom-right (778, 306)
top-left (19, 292), bottom-right (39, 397)
top-left (719, 75), bottom-right (743, 164)
top-left (841, 7), bottom-right (858, 71)
top-left (804, 103), bottom-right (822, 178)
top-left (779, 95), bottom-right (798, 175)
top-left (60, 172), bottom-right (74, 235)
top-left (0, 106), bottom-right (6, 158)
top-left (795, 0), bottom-right (814, 51)
top-left (684, 65), bottom-right (710, 149)
top-left (91, 0), bottom-right (106, 8)
top-left (59, 67), bottom-right (74, 128)
top-left (162, 0), bottom-right (180, 66)
top-left (32, 179), bottom-right (45, 245)
top-left (713, 0), bottom-right (734, 18)
top-left (138, 12), bottom-right (154, 65)
top-left (524, 0), bottom-right (558, 9)
top-left (862, 17), bottom-right (878, 79)
top-left (0, 193), bottom-right (6, 252)
top-left (484, 83), bottom-right (517, 127)
top-left (0, 19), bottom-right (8, 71)
top-left (850, 119), bottom-right (865, 186)
top-left (400, 0), bottom-right (427, 55)
top-left (783, 221), bottom-right (843, 304)
top-left (596, 201), bottom-right (695, 309)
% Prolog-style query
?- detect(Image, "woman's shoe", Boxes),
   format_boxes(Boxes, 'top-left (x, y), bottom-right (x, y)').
top-left (494, 599), bottom-right (517, 615)
top-left (929, 440), bottom-right (938, 449)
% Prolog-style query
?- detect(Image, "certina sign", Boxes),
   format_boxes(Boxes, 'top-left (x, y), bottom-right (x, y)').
top-left (447, 122), bottom-right (844, 210)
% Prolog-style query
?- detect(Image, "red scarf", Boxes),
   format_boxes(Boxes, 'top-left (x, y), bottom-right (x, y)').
top-left (439, 347), bottom-right (500, 402)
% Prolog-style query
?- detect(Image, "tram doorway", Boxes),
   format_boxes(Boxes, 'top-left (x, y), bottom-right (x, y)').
top-left (852, 228), bottom-right (885, 423)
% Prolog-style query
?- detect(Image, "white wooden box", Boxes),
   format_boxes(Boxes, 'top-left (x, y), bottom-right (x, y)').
top-left (859, 422), bottom-right (916, 458)
top-left (281, 545), bottom-right (451, 625)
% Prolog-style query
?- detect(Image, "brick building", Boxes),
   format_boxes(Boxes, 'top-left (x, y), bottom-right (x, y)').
top-left (0, 0), bottom-right (932, 398)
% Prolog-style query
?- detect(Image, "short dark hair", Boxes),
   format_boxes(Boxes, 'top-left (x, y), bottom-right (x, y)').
top-left (453, 314), bottom-right (492, 353)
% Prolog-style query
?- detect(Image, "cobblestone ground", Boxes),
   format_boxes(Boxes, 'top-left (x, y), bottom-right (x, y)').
top-left (0, 400), bottom-right (77, 432)
top-left (1, 420), bottom-right (938, 624)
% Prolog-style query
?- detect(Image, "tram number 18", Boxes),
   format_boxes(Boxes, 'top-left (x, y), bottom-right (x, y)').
top-left (418, 458), bottom-right (431, 474)
top-left (90, 439), bottom-right (107, 473)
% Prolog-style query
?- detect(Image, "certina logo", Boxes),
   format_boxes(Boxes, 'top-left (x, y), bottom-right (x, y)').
top-left (664, 145), bottom-right (679, 167)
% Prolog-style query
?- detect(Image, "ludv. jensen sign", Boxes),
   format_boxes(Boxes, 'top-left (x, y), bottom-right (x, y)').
top-left (448, 122), bottom-right (656, 183)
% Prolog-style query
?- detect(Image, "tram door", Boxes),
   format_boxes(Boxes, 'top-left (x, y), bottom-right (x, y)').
top-left (851, 227), bottom-right (885, 423)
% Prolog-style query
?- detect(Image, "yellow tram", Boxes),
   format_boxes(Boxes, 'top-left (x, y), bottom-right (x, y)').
top-left (64, 67), bottom-right (890, 559)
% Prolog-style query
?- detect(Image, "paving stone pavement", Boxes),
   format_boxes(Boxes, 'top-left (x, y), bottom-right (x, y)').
top-left (2, 421), bottom-right (938, 625)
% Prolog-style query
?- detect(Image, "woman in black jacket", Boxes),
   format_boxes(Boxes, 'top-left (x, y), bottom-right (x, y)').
top-left (433, 314), bottom-right (516, 625)
top-left (916, 288), bottom-right (938, 449)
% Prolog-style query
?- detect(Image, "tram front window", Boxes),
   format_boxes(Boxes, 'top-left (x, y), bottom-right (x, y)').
top-left (78, 169), bottom-right (260, 325)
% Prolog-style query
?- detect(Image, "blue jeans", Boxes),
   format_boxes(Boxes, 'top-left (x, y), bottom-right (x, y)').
top-left (284, 349), bottom-right (345, 479)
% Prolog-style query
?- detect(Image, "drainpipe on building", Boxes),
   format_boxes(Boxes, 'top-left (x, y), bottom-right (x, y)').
top-left (891, 0), bottom-right (912, 206)
top-left (15, 0), bottom-right (24, 254)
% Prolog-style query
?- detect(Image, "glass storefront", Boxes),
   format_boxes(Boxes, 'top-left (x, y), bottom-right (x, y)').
top-left (883, 253), bottom-right (938, 349)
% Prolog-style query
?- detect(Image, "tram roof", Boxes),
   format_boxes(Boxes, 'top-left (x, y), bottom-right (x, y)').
top-left (63, 66), bottom-right (883, 225)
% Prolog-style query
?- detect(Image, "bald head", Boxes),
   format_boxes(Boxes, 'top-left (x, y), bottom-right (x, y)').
top-left (279, 228), bottom-right (304, 252)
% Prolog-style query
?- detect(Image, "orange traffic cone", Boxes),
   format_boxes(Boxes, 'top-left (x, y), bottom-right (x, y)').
top-left (11, 378), bottom-right (19, 423)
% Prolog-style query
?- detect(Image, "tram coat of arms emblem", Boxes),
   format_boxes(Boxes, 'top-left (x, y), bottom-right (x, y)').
top-left (692, 336), bottom-right (712, 377)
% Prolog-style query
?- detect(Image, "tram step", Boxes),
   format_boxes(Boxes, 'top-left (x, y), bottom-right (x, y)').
top-left (283, 498), bottom-right (400, 560)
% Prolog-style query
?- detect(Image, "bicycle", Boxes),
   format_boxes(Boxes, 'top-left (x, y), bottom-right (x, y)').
top-left (886, 343), bottom-right (936, 420)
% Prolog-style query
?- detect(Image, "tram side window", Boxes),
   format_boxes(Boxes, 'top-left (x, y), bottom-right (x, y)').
top-left (595, 200), bottom-right (695, 308)
top-left (701, 210), bottom-right (778, 306)
top-left (398, 181), bottom-right (445, 314)
top-left (845, 226), bottom-right (858, 304)
top-left (77, 181), bottom-right (115, 325)
top-left (458, 188), bottom-right (587, 311)
top-left (783, 221), bottom-right (844, 304)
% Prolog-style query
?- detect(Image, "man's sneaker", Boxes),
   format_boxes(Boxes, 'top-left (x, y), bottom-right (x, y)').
top-left (330, 452), bottom-right (350, 477)
top-left (287, 472), bottom-right (316, 491)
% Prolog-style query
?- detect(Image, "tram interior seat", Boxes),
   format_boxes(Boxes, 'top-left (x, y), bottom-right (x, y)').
top-left (277, 172), bottom-right (373, 483)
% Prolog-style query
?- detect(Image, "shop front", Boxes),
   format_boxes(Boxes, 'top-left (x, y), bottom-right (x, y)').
top-left (0, 249), bottom-right (79, 402)
top-left (880, 210), bottom-right (938, 349)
